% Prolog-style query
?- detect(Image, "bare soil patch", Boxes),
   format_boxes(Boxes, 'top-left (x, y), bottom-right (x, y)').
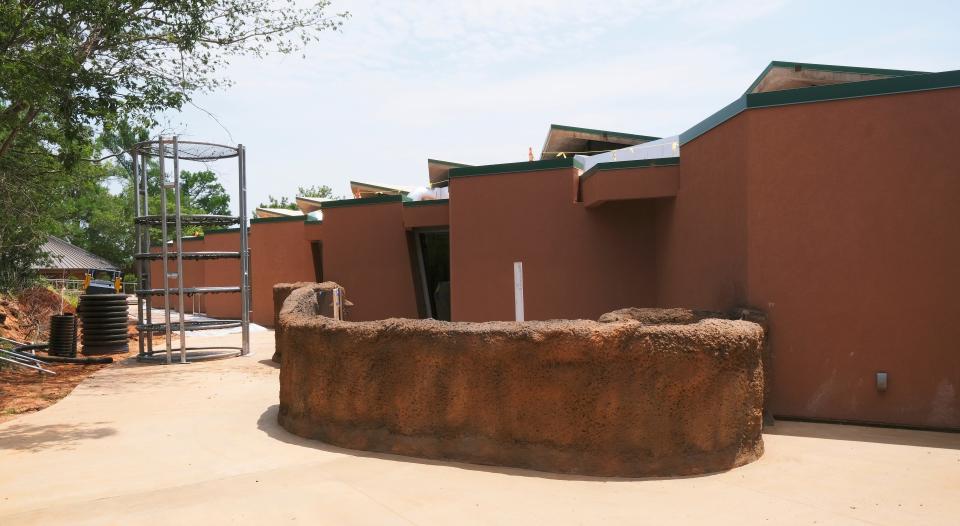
top-left (0, 290), bottom-right (169, 423)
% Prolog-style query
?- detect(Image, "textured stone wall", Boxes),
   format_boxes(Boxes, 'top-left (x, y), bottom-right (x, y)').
top-left (271, 282), bottom-right (346, 363)
top-left (277, 284), bottom-right (765, 477)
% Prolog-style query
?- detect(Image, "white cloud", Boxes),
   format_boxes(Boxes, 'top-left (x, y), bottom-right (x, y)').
top-left (165, 0), bottom-right (960, 211)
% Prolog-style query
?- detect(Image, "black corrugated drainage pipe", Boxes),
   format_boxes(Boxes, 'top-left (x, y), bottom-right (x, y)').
top-left (48, 314), bottom-right (78, 357)
top-left (77, 294), bottom-right (130, 355)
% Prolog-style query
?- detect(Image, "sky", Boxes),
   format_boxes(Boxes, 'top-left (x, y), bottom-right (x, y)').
top-left (157, 0), bottom-right (960, 212)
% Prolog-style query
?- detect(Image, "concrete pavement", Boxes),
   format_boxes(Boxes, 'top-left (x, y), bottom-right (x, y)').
top-left (1, 331), bottom-right (958, 525)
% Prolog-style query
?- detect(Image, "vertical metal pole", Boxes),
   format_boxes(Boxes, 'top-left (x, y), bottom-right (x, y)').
top-left (159, 138), bottom-right (172, 365)
top-left (514, 261), bottom-right (524, 322)
top-left (238, 145), bottom-right (250, 356)
top-left (142, 152), bottom-right (153, 357)
top-left (173, 137), bottom-right (187, 363)
top-left (133, 149), bottom-right (144, 359)
top-left (334, 288), bottom-right (342, 320)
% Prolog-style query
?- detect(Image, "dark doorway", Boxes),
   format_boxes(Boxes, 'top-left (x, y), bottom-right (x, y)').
top-left (310, 241), bottom-right (324, 282)
top-left (414, 230), bottom-right (450, 321)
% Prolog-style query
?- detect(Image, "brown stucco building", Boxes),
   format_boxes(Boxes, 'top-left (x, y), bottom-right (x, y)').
top-left (158, 62), bottom-right (960, 430)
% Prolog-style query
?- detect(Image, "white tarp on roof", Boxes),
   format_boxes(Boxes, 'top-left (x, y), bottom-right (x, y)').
top-left (575, 135), bottom-right (680, 173)
top-left (407, 186), bottom-right (449, 201)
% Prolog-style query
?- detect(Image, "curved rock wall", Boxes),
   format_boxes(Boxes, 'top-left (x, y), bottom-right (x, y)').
top-left (277, 284), bottom-right (765, 477)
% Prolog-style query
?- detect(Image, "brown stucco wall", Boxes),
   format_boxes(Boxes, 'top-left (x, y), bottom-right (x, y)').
top-left (201, 230), bottom-right (242, 319)
top-left (249, 219), bottom-right (316, 327)
top-left (277, 284), bottom-right (765, 477)
top-left (656, 87), bottom-right (960, 429)
top-left (402, 202), bottom-right (449, 229)
top-left (742, 88), bottom-right (960, 429)
top-left (149, 232), bottom-right (242, 319)
top-left (319, 202), bottom-right (419, 321)
top-left (148, 237), bottom-right (204, 312)
top-left (655, 116), bottom-right (749, 312)
top-left (581, 164), bottom-right (680, 207)
top-left (449, 168), bottom-right (658, 321)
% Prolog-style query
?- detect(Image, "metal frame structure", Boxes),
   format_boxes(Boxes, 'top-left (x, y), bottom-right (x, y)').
top-left (131, 137), bottom-right (250, 364)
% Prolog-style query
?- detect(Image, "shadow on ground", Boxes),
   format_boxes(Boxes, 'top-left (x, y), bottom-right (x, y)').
top-left (765, 419), bottom-right (960, 450)
top-left (258, 359), bottom-right (279, 369)
top-left (256, 404), bottom-right (725, 483)
top-left (0, 422), bottom-right (116, 452)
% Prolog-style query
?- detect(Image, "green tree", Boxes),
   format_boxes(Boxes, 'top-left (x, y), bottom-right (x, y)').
top-left (0, 1), bottom-right (348, 289)
top-left (260, 195), bottom-right (297, 210)
top-left (56, 160), bottom-right (136, 271)
top-left (298, 185), bottom-right (336, 199)
top-left (258, 185), bottom-right (338, 211)
top-left (182, 170), bottom-right (230, 216)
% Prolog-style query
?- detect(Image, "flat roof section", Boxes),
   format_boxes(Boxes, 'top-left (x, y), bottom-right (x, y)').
top-left (580, 158), bottom-right (681, 207)
top-left (249, 215), bottom-right (308, 225)
top-left (449, 158), bottom-right (576, 179)
top-left (540, 124), bottom-right (660, 160)
top-left (318, 194), bottom-right (408, 209)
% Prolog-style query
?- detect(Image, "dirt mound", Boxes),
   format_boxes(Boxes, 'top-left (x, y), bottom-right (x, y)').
top-left (0, 288), bottom-right (135, 424)
top-left (598, 307), bottom-right (713, 324)
top-left (0, 288), bottom-right (75, 343)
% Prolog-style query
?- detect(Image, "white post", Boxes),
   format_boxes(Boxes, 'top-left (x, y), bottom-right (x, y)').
top-left (513, 261), bottom-right (524, 322)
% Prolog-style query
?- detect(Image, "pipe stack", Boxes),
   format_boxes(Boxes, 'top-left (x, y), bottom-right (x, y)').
top-left (77, 294), bottom-right (130, 354)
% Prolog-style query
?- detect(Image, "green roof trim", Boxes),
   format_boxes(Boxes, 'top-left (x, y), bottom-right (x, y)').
top-left (349, 180), bottom-right (410, 194)
top-left (749, 69), bottom-right (958, 107)
top-left (679, 97), bottom-right (747, 146)
top-left (204, 227), bottom-right (244, 235)
top-left (305, 219), bottom-right (323, 225)
top-left (427, 158), bottom-right (470, 168)
top-left (147, 228), bottom-right (242, 246)
top-left (744, 60), bottom-right (929, 95)
top-left (250, 215), bottom-right (307, 224)
top-left (403, 198), bottom-right (449, 207)
top-left (580, 157), bottom-right (680, 182)
top-left (318, 194), bottom-right (408, 209)
top-left (549, 124), bottom-right (661, 143)
top-left (149, 235), bottom-right (204, 248)
top-left (449, 158), bottom-right (576, 178)
top-left (682, 69), bottom-right (960, 146)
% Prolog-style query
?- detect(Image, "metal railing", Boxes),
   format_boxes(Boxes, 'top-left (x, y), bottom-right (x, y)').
top-left (44, 279), bottom-right (85, 291)
top-left (43, 279), bottom-right (138, 295)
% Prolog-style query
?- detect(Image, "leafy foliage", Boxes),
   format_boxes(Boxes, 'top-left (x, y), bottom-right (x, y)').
top-left (0, 1), bottom-right (348, 290)
top-left (259, 184), bottom-right (337, 210)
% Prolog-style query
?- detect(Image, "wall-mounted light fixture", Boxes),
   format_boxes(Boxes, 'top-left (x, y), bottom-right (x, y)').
top-left (876, 372), bottom-right (888, 393)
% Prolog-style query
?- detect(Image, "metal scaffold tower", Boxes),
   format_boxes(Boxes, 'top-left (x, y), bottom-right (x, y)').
top-left (131, 137), bottom-right (251, 364)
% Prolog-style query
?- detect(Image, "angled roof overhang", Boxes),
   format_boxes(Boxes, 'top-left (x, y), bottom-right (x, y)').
top-left (349, 180), bottom-right (412, 198)
top-left (295, 196), bottom-right (330, 214)
top-left (427, 158), bottom-right (470, 188)
top-left (540, 124), bottom-right (660, 160)
top-left (745, 61), bottom-right (928, 94)
top-left (681, 67), bottom-right (960, 147)
top-left (254, 207), bottom-right (304, 219)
